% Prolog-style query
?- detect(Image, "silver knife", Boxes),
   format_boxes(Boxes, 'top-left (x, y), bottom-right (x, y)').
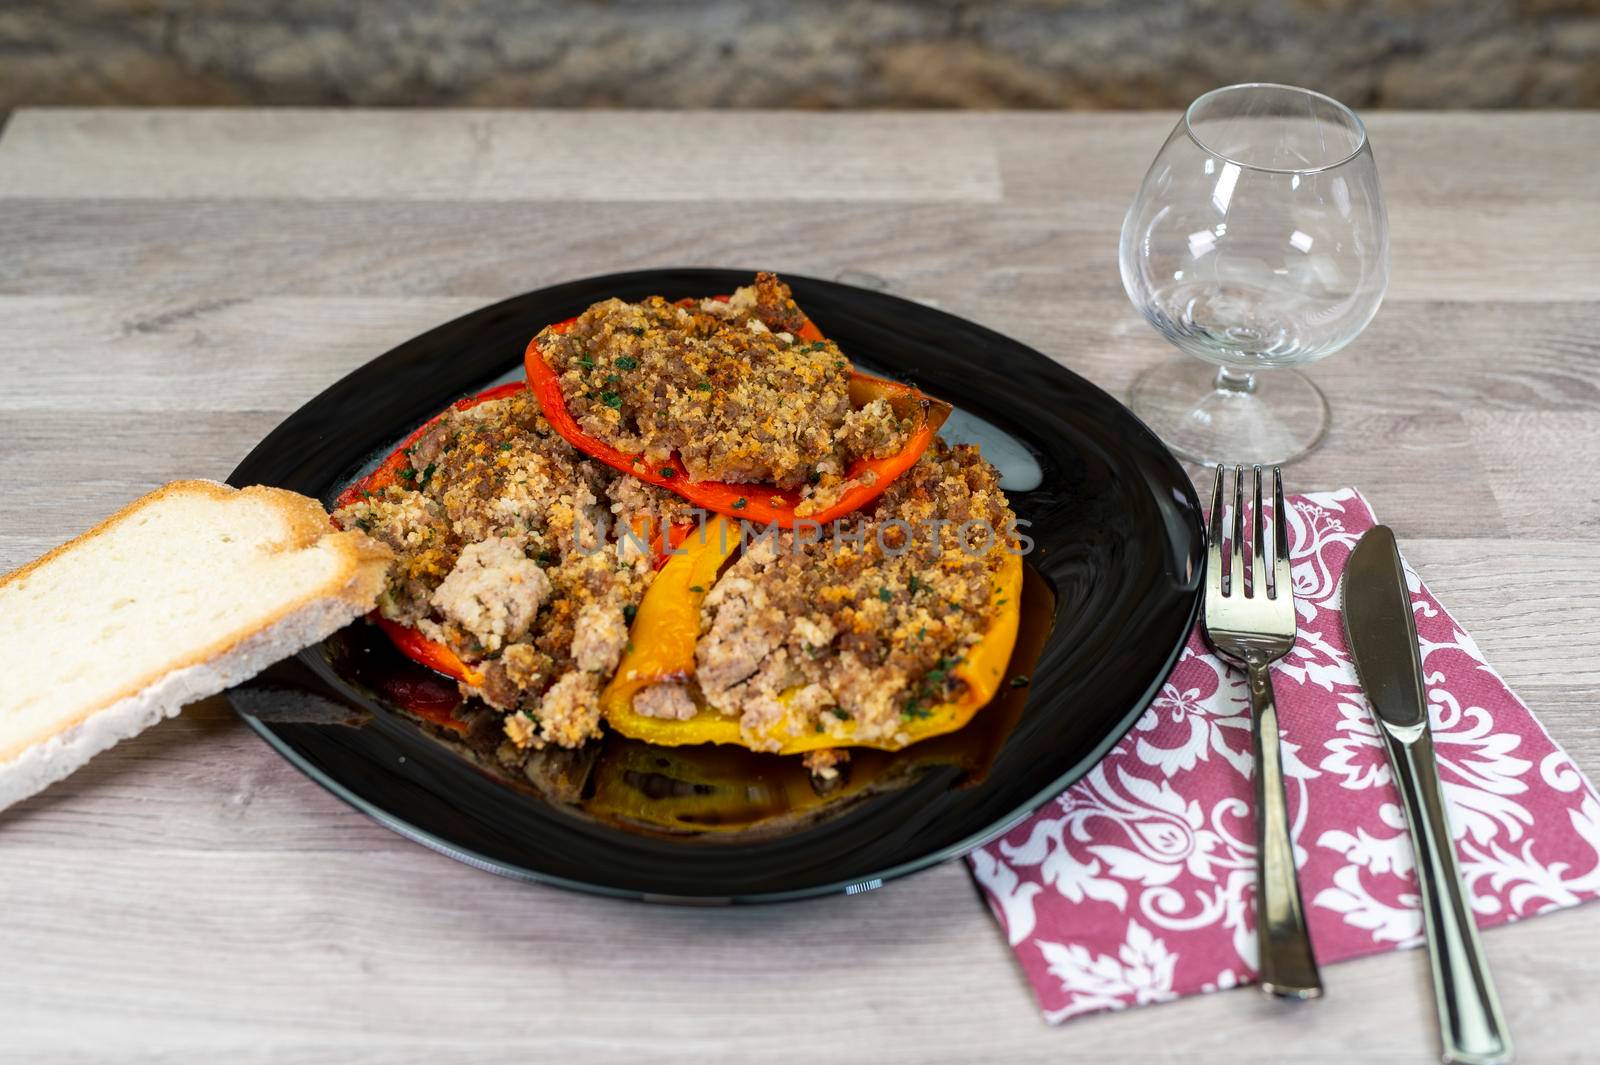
top-left (1342, 525), bottom-right (1513, 1065)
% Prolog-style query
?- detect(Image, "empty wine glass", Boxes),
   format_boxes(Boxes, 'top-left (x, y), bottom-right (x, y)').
top-left (1120, 84), bottom-right (1389, 465)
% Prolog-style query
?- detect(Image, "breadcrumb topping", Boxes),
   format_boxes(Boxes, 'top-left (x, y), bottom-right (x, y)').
top-left (536, 272), bottom-right (910, 490)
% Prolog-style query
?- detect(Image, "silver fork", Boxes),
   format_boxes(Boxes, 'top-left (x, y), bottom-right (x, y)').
top-left (1204, 464), bottom-right (1323, 1000)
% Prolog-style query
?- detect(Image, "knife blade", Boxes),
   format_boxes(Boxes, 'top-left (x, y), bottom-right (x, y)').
top-left (1342, 526), bottom-right (1513, 1065)
top-left (1343, 524), bottom-right (1429, 733)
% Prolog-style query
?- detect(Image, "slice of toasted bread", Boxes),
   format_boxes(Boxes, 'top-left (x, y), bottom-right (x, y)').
top-left (0, 480), bottom-right (392, 812)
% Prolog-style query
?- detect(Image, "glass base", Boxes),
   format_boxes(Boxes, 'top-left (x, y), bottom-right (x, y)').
top-left (1129, 359), bottom-right (1330, 467)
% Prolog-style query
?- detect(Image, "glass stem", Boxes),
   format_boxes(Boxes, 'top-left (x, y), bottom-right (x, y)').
top-left (1214, 367), bottom-right (1258, 395)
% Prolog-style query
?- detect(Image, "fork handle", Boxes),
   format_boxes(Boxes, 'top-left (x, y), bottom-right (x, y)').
top-left (1246, 656), bottom-right (1324, 999)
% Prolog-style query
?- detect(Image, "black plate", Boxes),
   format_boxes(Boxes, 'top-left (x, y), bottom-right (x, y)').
top-left (226, 268), bottom-right (1202, 902)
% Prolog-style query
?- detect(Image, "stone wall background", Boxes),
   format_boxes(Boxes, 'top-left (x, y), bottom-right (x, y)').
top-left (3, 1), bottom-right (1598, 111)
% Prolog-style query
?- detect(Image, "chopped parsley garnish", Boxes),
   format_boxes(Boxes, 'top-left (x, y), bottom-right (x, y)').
top-left (831, 708), bottom-right (850, 721)
top-left (695, 380), bottom-right (713, 392)
top-left (419, 463), bottom-right (437, 486)
top-left (399, 466), bottom-right (416, 481)
top-left (604, 373), bottom-right (620, 384)
top-left (1009, 675), bottom-right (1032, 688)
top-left (577, 355), bottom-right (595, 369)
top-left (877, 587), bottom-right (892, 603)
top-left (615, 356), bottom-right (638, 370)
top-left (497, 441), bottom-right (514, 451)
top-left (353, 517), bottom-right (372, 532)
top-left (622, 604), bottom-right (637, 625)
top-left (907, 575), bottom-right (921, 595)
top-left (733, 497), bottom-right (747, 510)
top-left (808, 468), bottom-right (822, 485)
top-left (901, 699), bottom-right (932, 720)
top-left (659, 466), bottom-right (676, 478)
top-left (601, 391), bottom-right (622, 408)
top-left (689, 585), bottom-right (704, 594)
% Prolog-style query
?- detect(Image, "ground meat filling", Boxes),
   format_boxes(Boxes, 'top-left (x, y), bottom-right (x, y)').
top-left (334, 390), bottom-right (685, 751)
top-left (535, 272), bottom-right (911, 490)
top-left (683, 441), bottom-right (1015, 750)
top-left (632, 682), bottom-right (698, 721)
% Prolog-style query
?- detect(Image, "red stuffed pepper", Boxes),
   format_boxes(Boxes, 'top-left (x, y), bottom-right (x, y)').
top-left (524, 273), bottom-right (951, 528)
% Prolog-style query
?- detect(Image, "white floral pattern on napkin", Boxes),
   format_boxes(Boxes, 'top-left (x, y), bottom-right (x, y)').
top-left (968, 489), bottom-right (1600, 1023)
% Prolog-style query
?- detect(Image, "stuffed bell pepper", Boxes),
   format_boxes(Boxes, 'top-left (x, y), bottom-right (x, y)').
top-left (524, 273), bottom-right (952, 527)
top-left (600, 440), bottom-right (1025, 757)
top-left (332, 383), bottom-right (694, 750)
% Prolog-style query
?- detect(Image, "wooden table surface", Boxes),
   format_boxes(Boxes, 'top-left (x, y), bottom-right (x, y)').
top-left (1, 109), bottom-right (1597, 1064)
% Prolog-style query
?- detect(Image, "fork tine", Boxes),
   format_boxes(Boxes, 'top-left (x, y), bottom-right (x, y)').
top-left (1273, 465), bottom-right (1290, 600)
top-left (1230, 464), bottom-right (1245, 599)
top-left (1251, 466), bottom-right (1266, 599)
top-left (1208, 464), bottom-right (1225, 595)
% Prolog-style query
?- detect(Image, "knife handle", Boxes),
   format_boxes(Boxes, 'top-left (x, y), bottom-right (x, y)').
top-left (1246, 658), bottom-right (1323, 999)
top-left (1384, 727), bottom-right (1514, 1065)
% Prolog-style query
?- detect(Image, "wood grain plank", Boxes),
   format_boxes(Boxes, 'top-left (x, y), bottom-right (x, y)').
top-left (1466, 411), bottom-right (1600, 539)
top-left (0, 698), bottom-right (405, 854)
top-left (3, 192), bottom-right (1596, 305)
top-left (0, 296), bottom-right (483, 414)
top-left (992, 112), bottom-right (1600, 207)
top-left (0, 822), bottom-right (1595, 1065)
top-left (0, 411), bottom-right (288, 564)
top-left (12, 110), bottom-right (1585, 211)
top-left (0, 110), bottom-right (1004, 204)
top-left (0, 201), bottom-right (1069, 300)
top-left (4, 295), bottom-right (1595, 419)
top-left (992, 111), bottom-right (1600, 302)
top-left (1400, 539), bottom-right (1600, 689)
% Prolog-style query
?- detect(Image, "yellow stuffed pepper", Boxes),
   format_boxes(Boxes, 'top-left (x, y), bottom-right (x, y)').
top-left (601, 441), bottom-right (1025, 755)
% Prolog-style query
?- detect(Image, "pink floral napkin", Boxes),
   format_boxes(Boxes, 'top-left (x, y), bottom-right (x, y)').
top-left (968, 488), bottom-right (1600, 1023)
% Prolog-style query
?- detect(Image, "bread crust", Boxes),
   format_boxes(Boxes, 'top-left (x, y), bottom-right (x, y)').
top-left (0, 480), bottom-right (392, 790)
